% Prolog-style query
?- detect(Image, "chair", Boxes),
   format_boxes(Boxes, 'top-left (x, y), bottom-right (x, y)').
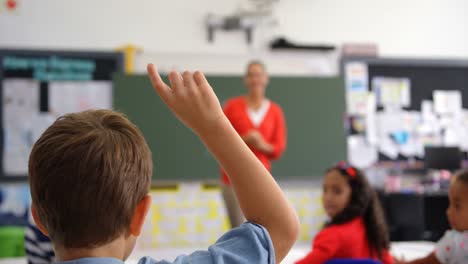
top-left (0, 226), bottom-right (25, 258)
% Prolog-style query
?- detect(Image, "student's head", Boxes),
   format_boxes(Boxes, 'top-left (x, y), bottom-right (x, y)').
top-left (244, 60), bottom-right (269, 98)
top-left (447, 171), bottom-right (468, 231)
top-left (322, 162), bottom-right (390, 258)
top-left (322, 163), bottom-right (371, 220)
top-left (29, 110), bottom-right (152, 259)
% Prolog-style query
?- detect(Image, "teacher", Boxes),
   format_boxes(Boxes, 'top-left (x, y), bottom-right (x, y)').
top-left (220, 60), bottom-right (287, 228)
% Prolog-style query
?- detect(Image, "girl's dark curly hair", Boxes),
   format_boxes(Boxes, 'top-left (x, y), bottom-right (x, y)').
top-left (324, 164), bottom-right (390, 260)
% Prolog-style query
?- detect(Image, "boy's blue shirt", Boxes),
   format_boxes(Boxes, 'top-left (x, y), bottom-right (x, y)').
top-left (55, 222), bottom-right (275, 264)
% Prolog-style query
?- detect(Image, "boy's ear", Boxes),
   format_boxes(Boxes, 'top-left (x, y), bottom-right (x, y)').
top-left (31, 204), bottom-right (49, 236)
top-left (129, 195), bottom-right (152, 236)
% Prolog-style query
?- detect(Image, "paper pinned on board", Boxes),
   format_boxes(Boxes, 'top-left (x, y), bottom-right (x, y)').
top-left (372, 77), bottom-right (411, 108)
top-left (421, 100), bottom-right (435, 120)
top-left (375, 111), bottom-right (404, 159)
top-left (49, 81), bottom-right (112, 114)
top-left (433, 90), bottom-right (462, 115)
top-left (366, 92), bottom-right (378, 145)
top-left (348, 135), bottom-right (378, 168)
top-left (379, 139), bottom-right (399, 160)
top-left (345, 62), bottom-right (368, 93)
top-left (345, 62), bottom-right (369, 115)
top-left (2, 79), bottom-right (113, 176)
top-left (460, 110), bottom-right (468, 151)
top-left (2, 79), bottom-right (40, 175)
top-left (347, 91), bottom-right (369, 115)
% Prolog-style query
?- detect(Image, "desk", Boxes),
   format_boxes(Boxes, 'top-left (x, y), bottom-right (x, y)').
top-left (378, 191), bottom-right (449, 241)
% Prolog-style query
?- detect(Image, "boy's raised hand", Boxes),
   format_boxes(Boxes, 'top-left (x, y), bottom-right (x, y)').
top-left (147, 63), bottom-right (299, 263)
top-left (147, 64), bottom-right (226, 135)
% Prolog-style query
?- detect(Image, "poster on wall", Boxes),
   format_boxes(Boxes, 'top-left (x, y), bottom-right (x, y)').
top-left (0, 49), bottom-right (123, 181)
top-left (433, 90), bottom-right (462, 115)
top-left (345, 62), bottom-right (369, 115)
top-left (372, 77), bottom-right (411, 108)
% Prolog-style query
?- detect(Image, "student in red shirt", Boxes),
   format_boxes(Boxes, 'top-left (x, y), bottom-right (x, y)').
top-left (221, 60), bottom-right (287, 228)
top-left (295, 162), bottom-right (394, 264)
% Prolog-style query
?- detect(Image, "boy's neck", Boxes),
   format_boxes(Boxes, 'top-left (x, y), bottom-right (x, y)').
top-left (55, 237), bottom-right (128, 262)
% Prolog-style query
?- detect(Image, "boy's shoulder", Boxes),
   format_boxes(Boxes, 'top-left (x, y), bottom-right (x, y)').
top-left (155, 222), bottom-right (274, 263)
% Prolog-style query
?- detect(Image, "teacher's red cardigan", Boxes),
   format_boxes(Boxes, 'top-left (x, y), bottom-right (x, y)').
top-left (220, 96), bottom-right (287, 184)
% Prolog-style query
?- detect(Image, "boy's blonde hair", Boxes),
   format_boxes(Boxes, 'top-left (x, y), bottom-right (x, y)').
top-left (29, 109), bottom-right (152, 248)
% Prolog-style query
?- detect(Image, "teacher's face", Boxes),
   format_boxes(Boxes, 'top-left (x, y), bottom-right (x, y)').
top-left (245, 63), bottom-right (269, 97)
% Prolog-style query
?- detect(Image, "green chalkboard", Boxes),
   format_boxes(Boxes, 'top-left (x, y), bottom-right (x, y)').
top-left (113, 74), bottom-right (346, 181)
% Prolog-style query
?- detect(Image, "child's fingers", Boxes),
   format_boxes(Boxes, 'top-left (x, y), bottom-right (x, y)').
top-left (193, 71), bottom-right (211, 91)
top-left (168, 71), bottom-right (184, 95)
top-left (182, 71), bottom-right (198, 94)
top-left (168, 71), bottom-right (177, 92)
top-left (146, 64), bottom-right (172, 103)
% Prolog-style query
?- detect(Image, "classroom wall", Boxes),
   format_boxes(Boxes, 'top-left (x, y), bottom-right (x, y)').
top-left (0, 181), bottom-right (325, 247)
top-left (1, 0), bottom-right (467, 74)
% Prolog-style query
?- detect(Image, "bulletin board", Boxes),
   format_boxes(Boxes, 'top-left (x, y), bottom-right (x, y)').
top-left (343, 58), bottom-right (468, 167)
top-left (0, 49), bottom-right (123, 182)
